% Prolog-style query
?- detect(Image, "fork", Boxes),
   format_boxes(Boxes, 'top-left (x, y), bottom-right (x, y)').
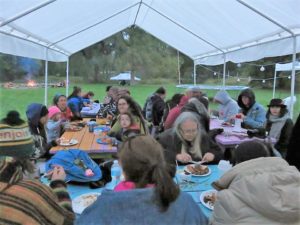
top-left (188, 160), bottom-right (207, 165)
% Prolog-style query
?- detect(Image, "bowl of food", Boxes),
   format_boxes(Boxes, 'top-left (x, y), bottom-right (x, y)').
top-left (184, 164), bottom-right (211, 176)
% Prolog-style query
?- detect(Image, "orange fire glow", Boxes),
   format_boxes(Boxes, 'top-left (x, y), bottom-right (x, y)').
top-left (27, 80), bottom-right (36, 87)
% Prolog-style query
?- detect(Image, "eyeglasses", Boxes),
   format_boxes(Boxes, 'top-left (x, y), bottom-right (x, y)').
top-left (180, 128), bottom-right (198, 135)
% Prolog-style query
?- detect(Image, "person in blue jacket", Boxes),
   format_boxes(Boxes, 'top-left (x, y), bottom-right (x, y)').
top-left (67, 86), bottom-right (83, 120)
top-left (237, 88), bottom-right (266, 129)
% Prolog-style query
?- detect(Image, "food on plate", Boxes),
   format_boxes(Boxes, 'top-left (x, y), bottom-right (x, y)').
top-left (80, 194), bottom-right (99, 207)
top-left (100, 137), bottom-right (112, 144)
top-left (60, 138), bottom-right (70, 145)
top-left (97, 118), bottom-right (107, 125)
top-left (203, 192), bottom-right (217, 208)
top-left (69, 125), bottom-right (82, 131)
top-left (187, 164), bottom-right (209, 175)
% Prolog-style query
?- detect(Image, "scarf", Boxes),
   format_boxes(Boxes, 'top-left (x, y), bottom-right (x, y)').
top-left (268, 114), bottom-right (288, 139)
top-left (180, 133), bottom-right (202, 159)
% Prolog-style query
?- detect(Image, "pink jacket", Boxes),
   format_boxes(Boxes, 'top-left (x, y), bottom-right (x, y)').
top-left (164, 96), bottom-right (189, 129)
top-left (114, 181), bottom-right (154, 192)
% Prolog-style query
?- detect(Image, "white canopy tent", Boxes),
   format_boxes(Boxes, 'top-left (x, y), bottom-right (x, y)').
top-left (110, 72), bottom-right (141, 81)
top-left (0, 0), bottom-right (300, 116)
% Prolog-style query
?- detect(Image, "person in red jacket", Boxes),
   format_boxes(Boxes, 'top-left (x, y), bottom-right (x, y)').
top-left (164, 95), bottom-right (189, 130)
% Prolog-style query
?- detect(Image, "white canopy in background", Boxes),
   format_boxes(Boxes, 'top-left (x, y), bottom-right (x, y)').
top-left (0, 0), bottom-right (299, 117)
top-left (0, 0), bottom-right (300, 64)
top-left (275, 62), bottom-right (300, 72)
top-left (110, 72), bottom-right (141, 81)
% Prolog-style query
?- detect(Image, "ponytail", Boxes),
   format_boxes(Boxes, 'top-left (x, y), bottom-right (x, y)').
top-left (151, 164), bottom-right (179, 211)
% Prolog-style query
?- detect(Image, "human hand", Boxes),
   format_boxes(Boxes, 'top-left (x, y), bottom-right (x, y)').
top-left (55, 138), bottom-right (61, 145)
top-left (50, 166), bottom-right (66, 181)
top-left (202, 152), bottom-right (215, 163)
top-left (176, 153), bottom-right (192, 163)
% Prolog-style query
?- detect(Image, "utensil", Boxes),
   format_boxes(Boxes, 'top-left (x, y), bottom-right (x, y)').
top-left (188, 160), bottom-right (207, 165)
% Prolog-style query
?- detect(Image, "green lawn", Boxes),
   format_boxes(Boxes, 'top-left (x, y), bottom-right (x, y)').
top-left (0, 83), bottom-right (299, 121)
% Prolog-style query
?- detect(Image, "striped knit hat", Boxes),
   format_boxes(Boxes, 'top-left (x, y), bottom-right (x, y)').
top-left (0, 111), bottom-right (34, 158)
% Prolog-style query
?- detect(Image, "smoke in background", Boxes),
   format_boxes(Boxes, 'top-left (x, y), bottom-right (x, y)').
top-left (18, 57), bottom-right (40, 80)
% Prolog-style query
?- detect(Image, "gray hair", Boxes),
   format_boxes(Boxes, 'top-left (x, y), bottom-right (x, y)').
top-left (173, 112), bottom-right (201, 138)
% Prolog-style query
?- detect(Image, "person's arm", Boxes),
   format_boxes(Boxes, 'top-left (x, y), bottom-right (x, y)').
top-left (48, 166), bottom-right (74, 223)
top-left (244, 105), bottom-right (266, 129)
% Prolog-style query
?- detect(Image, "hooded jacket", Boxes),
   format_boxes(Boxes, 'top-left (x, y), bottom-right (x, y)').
top-left (164, 96), bottom-right (189, 129)
top-left (210, 157), bottom-right (300, 225)
top-left (237, 89), bottom-right (266, 129)
top-left (214, 90), bottom-right (239, 122)
top-left (286, 113), bottom-right (300, 170)
top-left (26, 103), bottom-right (56, 158)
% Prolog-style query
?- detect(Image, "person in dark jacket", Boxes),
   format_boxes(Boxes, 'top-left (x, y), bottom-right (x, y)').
top-left (26, 103), bottom-right (59, 159)
top-left (157, 112), bottom-right (223, 168)
top-left (286, 113), bottom-right (300, 171)
top-left (265, 98), bottom-right (293, 157)
top-left (237, 88), bottom-right (266, 129)
top-left (151, 87), bottom-right (167, 126)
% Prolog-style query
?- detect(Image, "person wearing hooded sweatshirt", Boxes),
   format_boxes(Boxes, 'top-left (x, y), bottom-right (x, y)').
top-left (26, 103), bottom-right (59, 159)
top-left (265, 98), bottom-right (293, 157)
top-left (237, 88), bottom-right (266, 129)
top-left (210, 140), bottom-right (300, 225)
top-left (164, 95), bottom-right (189, 129)
top-left (213, 90), bottom-right (239, 122)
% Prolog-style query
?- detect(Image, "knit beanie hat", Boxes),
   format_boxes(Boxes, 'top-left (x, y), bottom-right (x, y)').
top-left (48, 106), bottom-right (61, 119)
top-left (40, 106), bottom-right (49, 117)
top-left (0, 111), bottom-right (34, 158)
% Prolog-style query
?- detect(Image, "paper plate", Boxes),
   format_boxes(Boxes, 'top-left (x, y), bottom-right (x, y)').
top-left (60, 139), bottom-right (78, 146)
top-left (72, 192), bottom-right (101, 214)
top-left (184, 164), bottom-right (211, 177)
top-left (199, 190), bottom-right (217, 210)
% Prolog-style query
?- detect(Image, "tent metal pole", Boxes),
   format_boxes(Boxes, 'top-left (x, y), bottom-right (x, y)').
top-left (66, 58), bottom-right (69, 97)
top-left (44, 49), bottom-right (49, 106)
top-left (177, 51), bottom-right (181, 84)
top-left (193, 62), bottom-right (196, 85)
top-left (290, 37), bottom-right (297, 119)
top-left (222, 54), bottom-right (226, 87)
top-left (272, 69), bottom-right (277, 98)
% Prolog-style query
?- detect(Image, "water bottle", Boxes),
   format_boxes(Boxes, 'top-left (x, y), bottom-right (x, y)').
top-left (233, 114), bottom-right (242, 132)
top-left (106, 160), bottom-right (122, 190)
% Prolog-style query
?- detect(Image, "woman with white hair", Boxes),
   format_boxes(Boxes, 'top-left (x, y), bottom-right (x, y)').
top-left (157, 112), bottom-right (223, 166)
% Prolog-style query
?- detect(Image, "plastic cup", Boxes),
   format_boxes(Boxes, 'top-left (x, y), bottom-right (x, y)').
top-left (218, 160), bottom-right (232, 177)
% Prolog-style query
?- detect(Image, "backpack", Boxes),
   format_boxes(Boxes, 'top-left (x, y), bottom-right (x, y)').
top-left (143, 94), bottom-right (155, 121)
top-left (46, 149), bottom-right (102, 182)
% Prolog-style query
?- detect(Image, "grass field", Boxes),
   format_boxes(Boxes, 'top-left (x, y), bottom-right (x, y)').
top-left (0, 83), bottom-right (299, 121)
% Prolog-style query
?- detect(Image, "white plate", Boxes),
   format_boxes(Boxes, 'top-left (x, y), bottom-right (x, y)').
top-left (184, 164), bottom-right (211, 177)
top-left (60, 138), bottom-right (78, 146)
top-left (200, 190), bottom-right (218, 210)
top-left (72, 192), bottom-right (101, 214)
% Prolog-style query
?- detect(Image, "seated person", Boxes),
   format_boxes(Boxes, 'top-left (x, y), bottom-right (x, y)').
top-left (237, 88), bottom-right (266, 129)
top-left (265, 98), bottom-right (293, 157)
top-left (213, 90), bottom-right (239, 122)
top-left (76, 135), bottom-right (208, 225)
top-left (210, 140), bottom-right (300, 225)
top-left (46, 106), bottom-right (63, 144)
top-left (286, 112), bottom-right (300, 170)
top-left (67, 86), bottom-right (83, 120)
top-left (0, 111), bottom-right (74, 224)
top-left (157, 112), bottom-right (223, 167)
top-left (82, 91), bottom-right (95, 107)
top-left (26, 104), bottom-right (59, 159)
top-left (113, 112), bottom-right (140, 141)
top-left (98, 87), bottom-right (118, 119)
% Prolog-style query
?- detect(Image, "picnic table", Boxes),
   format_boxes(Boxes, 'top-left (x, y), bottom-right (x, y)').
top-left (210, 118), bottom-right (275, 148)
top-left (50, 120), bottom-right (117, 159)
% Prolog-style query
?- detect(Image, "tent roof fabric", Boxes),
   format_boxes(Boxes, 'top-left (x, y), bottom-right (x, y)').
top-left (0, 0), bottom-right (300, 64)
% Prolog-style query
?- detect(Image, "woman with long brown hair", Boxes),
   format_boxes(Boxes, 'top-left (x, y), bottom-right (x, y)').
top-left (76, 135), bottom-right (207, 225)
